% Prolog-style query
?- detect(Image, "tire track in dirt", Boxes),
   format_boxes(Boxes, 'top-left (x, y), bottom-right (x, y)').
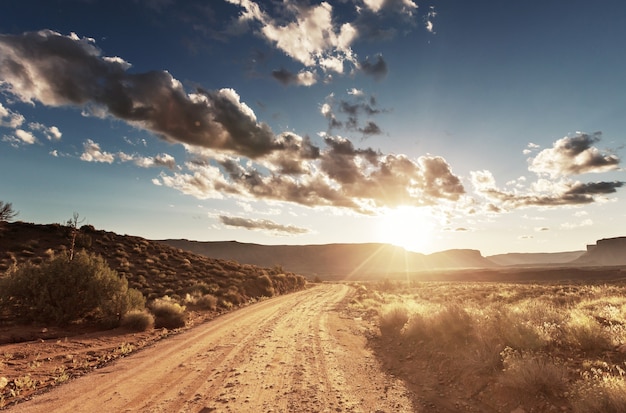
top-left (13, 284), bottom-right (415, 413)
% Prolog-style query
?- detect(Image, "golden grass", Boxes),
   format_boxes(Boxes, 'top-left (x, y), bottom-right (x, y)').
top-left (352, 279), bottom-right (626, 410)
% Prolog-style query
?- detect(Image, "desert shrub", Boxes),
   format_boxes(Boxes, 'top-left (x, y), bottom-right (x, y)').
top-left (149, 296), bottom-right (186, 329)
top-left (563, 310), bottom-right (612, 352)
top-left (379, 303), bottom-right (409, 337)
top-left (186, 293), bottom-right (218, 310)
top-left (489, 306), bottom-right (547, 351)
top-left (243, 274), bottom-right (275, 298)
top-left (0, 251), bottom-right (145, 325)
top-left (75, 233), bottom-right (92, 249)
top-left (499, 347), bottom-right (569, 397)
top-left (184, 282), bottom-right (219, 296)
top-left (120, 310), bottom-right (155, 331)
top-left (221, 287), bottom-right (244, 306)
top-left (403, 303), bottom-right (474, 348)
top-left (572, 374), bottom-right (626, 413)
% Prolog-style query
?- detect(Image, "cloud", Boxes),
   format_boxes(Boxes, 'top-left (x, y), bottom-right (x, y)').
top-left (271, 68), bottom-right (317, 86)
top-left (0, 103), bottom-right (25, 128)
top-left (6, 30), bottom-right (620, 218)
top-left (358, 55), bottom-right (388, 80)
top-left (528, 132), bottom-right (620, 177)
top-left (472, 174), bottom-right (624, 209)
top-left (80, 139), bottom-right (114, 163)
top-left (160, 137), bottom-right (465, 213)
top-left (28, 122), bottom-right (62, 140)
top-left (120, 152), bottom-right (177, 170)
top-left (218, 215), bottom-right (310, 235)
top-left (0, 30), bottom-right (286, 159)
top-left (424, 6), bottom-right (437, 33)
top-left (359, 121), bottom-right (382, 136)
top-left (523, 142), bottom-right (540, 155)
top-left (471, 133), bottom-right (624, 211)
top-left (322, 92), bottom-right (386, 136)
top-left (561, 219), bottom-right (593, 229)
top-left (259, 2), bottom-right (357, 73)
top-left (14, 129), bottom-right (36, 144)
top-left (361, 0), bottom-right (418, 16)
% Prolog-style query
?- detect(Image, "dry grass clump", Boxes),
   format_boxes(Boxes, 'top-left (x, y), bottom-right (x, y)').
top-left (572, 372), bottom-right (626, 413)
top-left (499, 347), bottom-right (569, 397)
top-left (378, 303), bottom-right (409, 337)
top-left (120, 310), bottom-right (155, 332)
top-left (149, 296), bottom-right (186, 329)
top-left (184, 292), bottom-right (218, 311)
top-left (564, 310), bottom-right (613, 352)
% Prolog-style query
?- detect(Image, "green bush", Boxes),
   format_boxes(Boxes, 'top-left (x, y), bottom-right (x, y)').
top-left (149, 296), bottom-right (186, 329)
top-left (0, 250), bottom-right (145, 325)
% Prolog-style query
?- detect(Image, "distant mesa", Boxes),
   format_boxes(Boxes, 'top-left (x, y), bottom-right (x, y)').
top-left (161, 236), bottom-right (626, 279)
top-left (486, 251), bottom-right (585, 267)
top-left (159, 240), bottom-right (496, 279)
top-left (574, 236), bottom-right (626, 266)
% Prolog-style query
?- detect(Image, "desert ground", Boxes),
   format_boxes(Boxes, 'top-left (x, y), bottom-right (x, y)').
top-left (2, 284), bottom-right (414, 412)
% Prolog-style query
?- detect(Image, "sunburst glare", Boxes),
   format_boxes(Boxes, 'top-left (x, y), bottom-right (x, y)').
top-left (377, 206), bottom-right (435, 253)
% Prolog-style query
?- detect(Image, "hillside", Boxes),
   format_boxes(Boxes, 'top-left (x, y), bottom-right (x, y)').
top-left (0, 222), bottom-right (307, 320)
top-left (159, 240), bottom-right (497, 279)
top-left (486, 251), bottom-right (585, 266)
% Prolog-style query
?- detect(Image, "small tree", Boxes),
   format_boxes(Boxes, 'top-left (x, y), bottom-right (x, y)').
top-left (0, 201), bottom-right (18, 222)
top-left (66, 212), bottom-right (85, 261)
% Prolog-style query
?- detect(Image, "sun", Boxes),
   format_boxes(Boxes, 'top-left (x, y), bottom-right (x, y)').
top-left (377, 206), bottom-right (435, 253)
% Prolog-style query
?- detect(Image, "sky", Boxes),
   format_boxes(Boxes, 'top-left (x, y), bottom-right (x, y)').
top-left (1, 0), bottom-right (625, 256)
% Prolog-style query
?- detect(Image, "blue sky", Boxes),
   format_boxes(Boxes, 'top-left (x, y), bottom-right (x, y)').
top-left (1, 0), bottom-right (624, 255)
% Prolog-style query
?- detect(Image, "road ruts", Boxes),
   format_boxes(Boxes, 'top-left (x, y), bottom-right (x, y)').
top-left (14, 284), bottom-right (414, 413)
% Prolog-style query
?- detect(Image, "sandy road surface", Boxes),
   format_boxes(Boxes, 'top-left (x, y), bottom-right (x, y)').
top-left (14, 284), bottom-right (413, 413)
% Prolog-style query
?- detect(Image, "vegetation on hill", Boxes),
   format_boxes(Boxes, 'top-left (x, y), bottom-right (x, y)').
top-left (0, 221), bottom-right (307, 329)
top-left (353, 280), bottom-right (626, 412)
top-left (1, 250), bottom-right (144, 326)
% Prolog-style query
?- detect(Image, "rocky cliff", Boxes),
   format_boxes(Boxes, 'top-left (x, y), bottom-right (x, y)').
top-left (574, 237), bottom-right (626, 266)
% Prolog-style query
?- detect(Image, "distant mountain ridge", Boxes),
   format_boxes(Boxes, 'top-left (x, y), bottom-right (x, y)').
top-left (487, 251), bottom-right (586, 267)
top-left (159, 240), bottom-right (497, 278)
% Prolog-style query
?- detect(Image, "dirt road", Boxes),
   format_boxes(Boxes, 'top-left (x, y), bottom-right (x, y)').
top-left (14, 284), bottom-right (413, 413)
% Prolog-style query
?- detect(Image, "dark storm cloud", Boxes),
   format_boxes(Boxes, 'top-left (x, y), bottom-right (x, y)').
top-left (529, 132), bottom-right (620, 177)
top-left (218, 215), bottom-right (310, 235)
top-left (358, 55), bottom-right (388, 80)
top-left (475, 180), bottom-right (624, 209)
top-left (324, 93), bottom-right (385, 136)
top-left (0, 30), bottom-right (282, 159)
top-left (359, 121), bottom-right (382, 136)
top-left (272, 68), bottom-right (298, 85)
top-left (271, 68), bottom-right (317, 86)
top-left (564, 181), bottom-right (624, 195)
